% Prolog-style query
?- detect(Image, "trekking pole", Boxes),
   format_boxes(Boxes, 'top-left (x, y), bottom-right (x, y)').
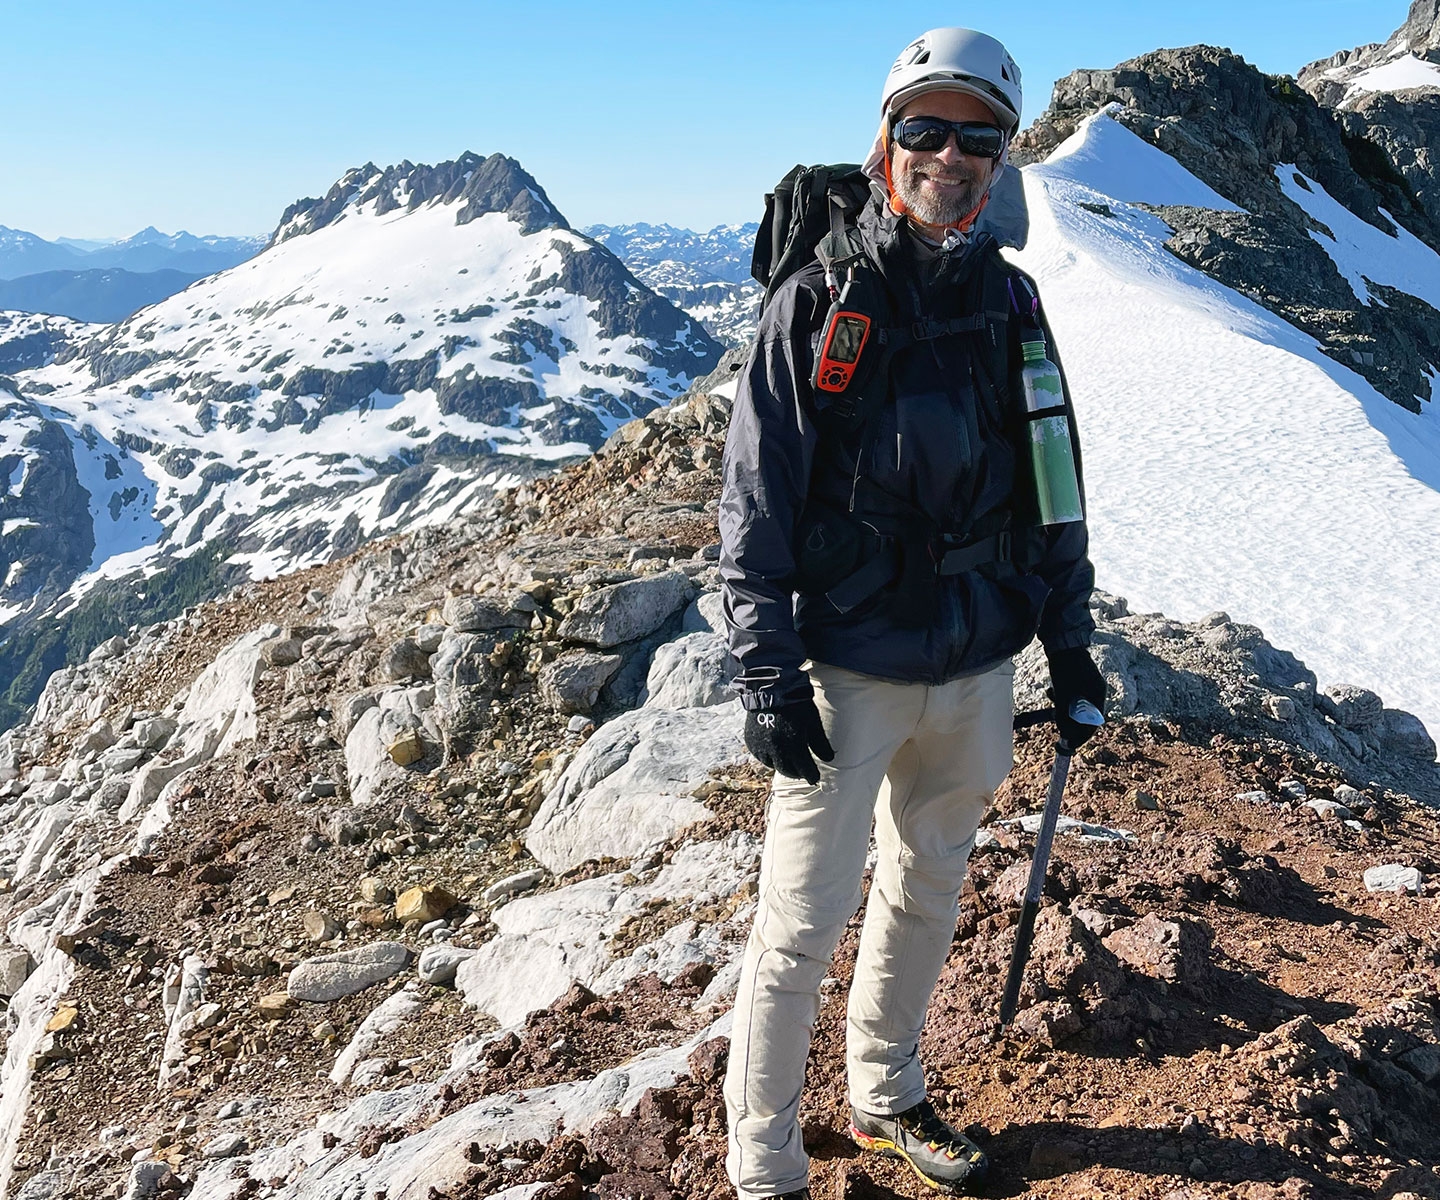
top-left (998, 699), bottom-right (1104, 1027)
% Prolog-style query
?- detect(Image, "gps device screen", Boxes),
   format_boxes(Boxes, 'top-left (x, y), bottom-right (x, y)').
top-left (829, 315), bottom-right (868, 364)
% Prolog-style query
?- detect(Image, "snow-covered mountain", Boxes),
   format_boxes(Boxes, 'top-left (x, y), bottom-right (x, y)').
top-left (585, 222), bottom-right (761, 348)
top-left (0, 151), bottom-right (723, 725)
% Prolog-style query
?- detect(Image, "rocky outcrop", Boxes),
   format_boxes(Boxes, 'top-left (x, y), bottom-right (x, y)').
top-left (0, 361), bottom-right (1433, 1200)
top-left (272, 152), bottom-right (568, 244)
top-left (0, 389), bottom-right (94, 616)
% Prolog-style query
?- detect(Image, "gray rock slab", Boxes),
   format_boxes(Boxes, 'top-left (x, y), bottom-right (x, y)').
top-left (482, 868), bottom-right (547, 906)
top-left (538, 651), bottom-right (623, 715)
top-left (640, 631), bottom-right (736, 710)
top-left (288, 941), bottom-right (413, 1002)
top-left (1363, 863), bottom-right (1423, 893)
top-left (526, 702), bottom-right (746, 873)
top-left (442, 594), bottom-right (528, 632)
top-left (557, 571), bottom-right (693, 648)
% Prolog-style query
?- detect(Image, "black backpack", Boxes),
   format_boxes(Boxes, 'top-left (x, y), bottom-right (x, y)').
top-left (751, 164), bottom-right (872, 315)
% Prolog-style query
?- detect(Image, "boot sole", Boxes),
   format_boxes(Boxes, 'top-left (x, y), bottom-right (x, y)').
top-left (849, 1124), bottom-right (984, 1195)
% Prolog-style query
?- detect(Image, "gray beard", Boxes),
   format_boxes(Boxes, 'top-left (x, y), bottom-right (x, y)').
top-left (893, 160), bottom-right (990, 226)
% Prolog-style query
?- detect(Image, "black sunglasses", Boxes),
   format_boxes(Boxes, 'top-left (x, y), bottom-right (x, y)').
top-left (891, 116), bottom-right (1006, 159)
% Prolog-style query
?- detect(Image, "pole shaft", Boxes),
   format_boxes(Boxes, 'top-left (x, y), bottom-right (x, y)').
top-left (998, 748), bottom-right (1072, 1026)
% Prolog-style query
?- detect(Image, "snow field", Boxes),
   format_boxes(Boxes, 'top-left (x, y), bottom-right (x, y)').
top-left (1011, 111), bottom-right (1440, 740)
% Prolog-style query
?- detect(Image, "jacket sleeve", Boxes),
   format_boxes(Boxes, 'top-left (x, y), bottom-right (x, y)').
top-left (1029, 290), bottom-right (1097, 654)
top-left (717, 282), bottom-right (822, 711)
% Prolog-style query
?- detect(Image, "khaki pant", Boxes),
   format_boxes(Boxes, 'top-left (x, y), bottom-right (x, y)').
top-left (724, 659), bottom-right (1015, 1199)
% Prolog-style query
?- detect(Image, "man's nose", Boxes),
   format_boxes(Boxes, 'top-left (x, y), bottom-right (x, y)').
top-left (933, 138), bottom-right (964, 164)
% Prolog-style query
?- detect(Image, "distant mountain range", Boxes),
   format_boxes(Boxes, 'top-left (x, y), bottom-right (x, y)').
top-left (0, 226), bottom-right (266, 324)
top-left (584, 222), bottom-right (761, 347)
top-left (0, 151), bottom-right (723, 727)
top-left (0, 268), bottom-right (202, 324)
top-left (0, 226), bottom-right (265, 280)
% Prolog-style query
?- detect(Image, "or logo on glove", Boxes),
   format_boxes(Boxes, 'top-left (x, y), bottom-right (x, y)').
top-left (744, 699), bottom-right (835, 785)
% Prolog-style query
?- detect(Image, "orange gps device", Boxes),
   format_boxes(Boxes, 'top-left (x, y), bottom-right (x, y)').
top-left (813, 311), bottom-right (873, 393)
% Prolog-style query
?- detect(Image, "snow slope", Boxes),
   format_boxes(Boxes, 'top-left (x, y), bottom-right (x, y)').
top-left (1339, 53), bottom-right (1440, 103)
top-left (1010, 109), bottom-right (1440, 741)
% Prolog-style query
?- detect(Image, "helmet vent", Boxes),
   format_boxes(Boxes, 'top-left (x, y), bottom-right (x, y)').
top-left (914, 50), bottom-right (930, 64)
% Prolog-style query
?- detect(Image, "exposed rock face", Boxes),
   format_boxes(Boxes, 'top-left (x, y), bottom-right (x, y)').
top-left (0, 388), bottom-right (95, 615)
top-left (1013, 43), bottom-right (1440, 411)
top-left (273, 152), bottom-right (569, 243)
top-left (1299, 0), bottom-right (1440, 110)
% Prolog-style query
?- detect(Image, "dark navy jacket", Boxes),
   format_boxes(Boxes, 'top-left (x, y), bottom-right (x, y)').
top-left (718, 198), bottom-right (1096, 711)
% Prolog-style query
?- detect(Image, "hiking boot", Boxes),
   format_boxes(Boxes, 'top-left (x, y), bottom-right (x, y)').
top-left (849, 1097), bottom-right (989, 1193)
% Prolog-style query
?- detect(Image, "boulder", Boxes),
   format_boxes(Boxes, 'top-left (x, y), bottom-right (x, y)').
top-left (443, 594), bottom-right (528, 632)
top-left (1321, 685), bottom-right (1384, 731)
top-left (526, 702), bottom-right (747, 873)
top-left (431, 629), bottom-right (502, 740)
top-left (1380, 709), bottom-right (1436, 762)
top-left (380, 637), bottom-right (433, 681)
top-left (287, 941), bottom-right (413, 1002)
top-left (418, 943), bottom-right (477, 985)
top-left (1363, 864), bottom-right (1423, 893)
top-left (539, 651), bottom-right (624, 714)
top-left (640, 632), bottom-right (736, 710)
top-left (344, 685), bottom-right (441, 806)
top-left (557, 571), bottom-right (693, 648)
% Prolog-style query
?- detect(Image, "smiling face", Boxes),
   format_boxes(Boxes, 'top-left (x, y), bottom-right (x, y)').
top-left (889, 89), bottom-right (1003, 233)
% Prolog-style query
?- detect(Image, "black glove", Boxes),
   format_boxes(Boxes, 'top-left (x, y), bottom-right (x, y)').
top-left (1046, 646), bottom-right (1107, 749)
top-left (744, 699), bottom-right (835, 785)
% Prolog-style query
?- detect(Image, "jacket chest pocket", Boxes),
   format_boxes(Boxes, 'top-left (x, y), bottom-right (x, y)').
top-left (866, 377), bottom-right (977, 508)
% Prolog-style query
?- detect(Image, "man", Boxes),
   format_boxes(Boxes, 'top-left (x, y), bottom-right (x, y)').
top-left (717, 28), bottom-right (1106, 1199)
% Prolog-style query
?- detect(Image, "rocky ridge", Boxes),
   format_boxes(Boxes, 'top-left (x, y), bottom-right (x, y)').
top-left (0, 357), bottom-right (1434, 1200)
top-left (1012, 26), bottom-right (1440, 414)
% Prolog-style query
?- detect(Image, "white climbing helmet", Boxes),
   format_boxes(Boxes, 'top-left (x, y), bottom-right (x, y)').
top-left (880, 28), bottom-right (1024, 136)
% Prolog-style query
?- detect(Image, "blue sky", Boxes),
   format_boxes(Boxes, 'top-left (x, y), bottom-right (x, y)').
top-left (0, 1), bottom-right (1407, 239)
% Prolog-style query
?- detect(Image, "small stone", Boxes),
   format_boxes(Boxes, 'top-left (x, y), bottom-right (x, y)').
top-left (1277, 779), bottom-right (1307, 799)
top-left (482, 868), bottom-right (546, 905)
top-left (359, 877), bottom-right (394, 905)
top-left (1128, 788), bottom-right (1160, 811)
top-left (1363, 864), bottom-right (1423, 893)
top-left (395, 885), bottom-right (457, 924)
top-left (201, 1133), bottom-right (247, 1159)
top-left (302, 912), bottom-right (340, 943)
top-left (1264, 695), bottom-right (1296, 721)
top-left (256, 992), bottom-right (293, 1020)
top-left (1333, 784), bottom-right (1364, 807)
top-left (387, 729), bottom-right (425, 767)
top-left (45, 1006), bottom-right (79, 1033)
top-left (1235, 790), bottom-right (1273, 806)
top-left (312, 1021), bottom-right (338, 1041)
top-left (1303, 798), bottom-right (1352, 820)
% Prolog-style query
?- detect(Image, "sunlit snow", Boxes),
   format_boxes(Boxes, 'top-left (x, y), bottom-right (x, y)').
top-left (1010, 109), bottom-right (1440, 740)
top-left (1339, 53), bottom-right (1440, 102)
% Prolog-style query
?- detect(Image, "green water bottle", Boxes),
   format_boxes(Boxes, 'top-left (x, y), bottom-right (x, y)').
top-left (1020, 335), bottom-right (1084, 525)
